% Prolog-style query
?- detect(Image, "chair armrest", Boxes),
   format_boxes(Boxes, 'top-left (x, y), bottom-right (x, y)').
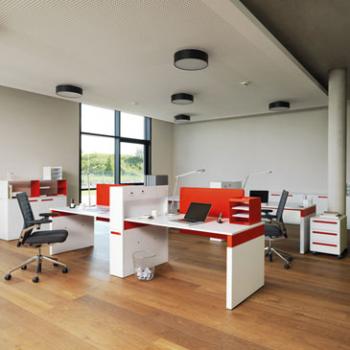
top-left (39, 212), bottom-right (59, 218)
top-left (27, 218), bottom-right (51, 225)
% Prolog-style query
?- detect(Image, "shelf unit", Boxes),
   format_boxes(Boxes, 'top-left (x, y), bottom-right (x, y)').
top-left (0, 179), bottom-right (68, 240)
top-left (0, 179), bottom-right (67, 198)
top-left (229, 197), bottom-right (261, 225)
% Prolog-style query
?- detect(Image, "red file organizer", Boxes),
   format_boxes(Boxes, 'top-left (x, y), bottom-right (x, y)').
top-left (229, 197), bottom-right (261, 225)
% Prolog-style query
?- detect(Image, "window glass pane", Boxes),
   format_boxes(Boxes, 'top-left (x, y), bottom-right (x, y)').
top-left (81, 135), bottom-right (115, 190)
top-left (120, 112), bottom-right (144, 139)
top-left (80, 189), bottom-right (96, 206)
top-left (120, 143), bottom-right (145, 183)
top-left (81, 104), bottom-right (115, 136)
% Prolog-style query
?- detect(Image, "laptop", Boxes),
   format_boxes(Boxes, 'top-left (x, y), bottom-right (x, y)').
top-left (249, 190), bottom-right (269, 204)
top-left (174, 202), bottom-right (212, 224)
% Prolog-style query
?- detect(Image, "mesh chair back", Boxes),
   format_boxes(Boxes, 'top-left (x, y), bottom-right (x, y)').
top-left (275, 190), bottom-right (289, 223)
top-left (16, 192), bottom-right (35, 229)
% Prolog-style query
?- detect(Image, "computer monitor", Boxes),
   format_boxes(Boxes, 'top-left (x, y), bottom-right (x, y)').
top-left (249, 190), bottom-right (269, 204)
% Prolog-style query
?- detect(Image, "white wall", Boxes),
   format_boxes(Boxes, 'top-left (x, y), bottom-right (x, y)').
top-left (174, 108), bottom-right (330, 194)
top-left (0, 86), bottom-right (80, 200)
top-left (151, 119), bottom-right (174, 188)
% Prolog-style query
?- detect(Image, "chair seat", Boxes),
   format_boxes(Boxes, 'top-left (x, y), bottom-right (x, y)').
top-left (24, 230), bottom-right (68, 245)
top-left (264, 223), bottom-right (284, 238)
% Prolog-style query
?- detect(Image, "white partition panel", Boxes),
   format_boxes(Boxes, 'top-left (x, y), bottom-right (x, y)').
top-left (109, 185), bottom-right (169, 277)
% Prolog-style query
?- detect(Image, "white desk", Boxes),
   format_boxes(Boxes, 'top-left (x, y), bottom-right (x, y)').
top-left (262, 202), bottom-right (316, 254)
top-left (124, 214), bottom-right (265, 310)
top-left (50, 205), bottom-right (110, 254)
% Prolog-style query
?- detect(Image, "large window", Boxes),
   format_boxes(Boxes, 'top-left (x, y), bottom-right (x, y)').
top-left (80, 105), bottom-right (151, 204)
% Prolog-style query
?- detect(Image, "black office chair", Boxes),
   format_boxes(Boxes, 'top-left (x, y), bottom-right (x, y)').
top-left (4, 192), bottom-right (69, 283)
top-left (263, 190), bottom-right (293, 269)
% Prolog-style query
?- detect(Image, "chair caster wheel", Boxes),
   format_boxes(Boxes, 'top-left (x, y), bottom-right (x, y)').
top-left (21, 265), bottom-right (27, 270)
top-left (32, 276), bottom-right (39, 283)
top-left (269, 254), bottom-right (273, 262)
top-left (4, 274), bottom-right (11, 281)
top-left (53, 263), bottom-right (59, 267)
top-left (284, 264), bottom-right (290, 269)
top-left (62, 267), bottom-right (68, 274)
top-left (287, 257), bottom-right (293, 262)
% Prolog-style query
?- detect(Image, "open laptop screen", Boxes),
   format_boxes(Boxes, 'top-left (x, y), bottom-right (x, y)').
top-left (184, 202), bottom-right (212, 222)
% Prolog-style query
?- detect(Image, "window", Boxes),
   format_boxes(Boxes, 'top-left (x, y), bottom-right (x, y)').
top-left (79, 105), bottom-right (151, 204)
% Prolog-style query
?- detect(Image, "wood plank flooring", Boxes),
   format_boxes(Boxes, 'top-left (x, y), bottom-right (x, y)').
top-left (0, 225), bottom-right (350, 350)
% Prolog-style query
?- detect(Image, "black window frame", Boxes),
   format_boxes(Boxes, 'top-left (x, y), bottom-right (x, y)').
top-left (79, 104), bottom-right (152, 202)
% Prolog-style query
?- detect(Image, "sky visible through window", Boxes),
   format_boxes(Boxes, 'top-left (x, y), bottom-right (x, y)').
top-left (81, 105), bottom-right (145, 155)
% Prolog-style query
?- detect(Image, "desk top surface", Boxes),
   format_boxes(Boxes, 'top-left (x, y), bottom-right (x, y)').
top-left (125, 214), bottom-right (263, 236)
top-left (262, 202), bottom-right (316, 211)
top-left (51, 205), bottom-right (110, 219)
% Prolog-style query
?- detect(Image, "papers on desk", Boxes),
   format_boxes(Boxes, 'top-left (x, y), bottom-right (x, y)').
top-left (232, 206), bottom-right (250, 211)
top-left (232, 213), bottom-right (249, 219)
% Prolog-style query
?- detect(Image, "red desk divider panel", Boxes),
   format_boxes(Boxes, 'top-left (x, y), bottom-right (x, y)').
top-left (179, 187), bottom-right (245, 218)
top-left (30, 180), bottom-right (40, 197)
top-left (229, 197), bottom-right (261, 225)
top-left (96, 184), bottom-right (124, 206)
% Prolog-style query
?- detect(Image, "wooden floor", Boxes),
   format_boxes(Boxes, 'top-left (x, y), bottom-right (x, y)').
top-left (0, 225), bottom-right (350, 350)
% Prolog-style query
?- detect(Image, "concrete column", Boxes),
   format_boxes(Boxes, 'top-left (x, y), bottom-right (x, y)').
top-left (328, 68), bottom-right (347, 214)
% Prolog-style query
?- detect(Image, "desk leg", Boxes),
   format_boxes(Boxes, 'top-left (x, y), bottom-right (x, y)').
top-left (226, 235), bottom-right (264, 310)
top-left (110, 225), bottom-right (168, 278)
top-left (299, 213), bottom-right (315, 254)
top-left (49, 215), bottom-right (94, 255)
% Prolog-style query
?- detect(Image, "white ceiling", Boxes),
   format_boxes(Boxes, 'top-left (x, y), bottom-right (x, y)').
top-left (0, 0), bottom-right (327, 123)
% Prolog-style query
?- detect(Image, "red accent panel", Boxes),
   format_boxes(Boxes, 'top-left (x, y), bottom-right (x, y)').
top-left (50, 210), bottom-right (76, 217)
top-left (312, 231), bottom-right (337, 236)
top-left (42, 198), bottom-right (53, 202)
top-left (96, 184), bottom-right (123, 206)
top-left (313, 220), bottom-right (337, 224)
top-left (300, 205), bottom-right (316, 217)
top-left (57, 180), bottom-right (67, 195)
top-left (312, 242), bottom-right (337, 247)
top-left (179, 187), bottom-right (244, 218)
top-left (111, 231), bottom-right (121, 235)
top-left (30, 180), bottom-right (40, 197)
top-left (227, 225), bottom-right (264, 248)
top-left (96, 217), bottom-right (110, 222)
top-left (124, 221), bottom-right (148, 230)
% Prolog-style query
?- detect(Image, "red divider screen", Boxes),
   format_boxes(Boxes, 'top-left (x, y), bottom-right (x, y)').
top-left (96, 184), bottom-right (123, 206)
top-left (179, 187), bottom-right (244, 218)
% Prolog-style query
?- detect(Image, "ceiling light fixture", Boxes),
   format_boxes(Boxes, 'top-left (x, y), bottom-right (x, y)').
top-left (56, 84), bottom-right (83, 98)
top-left (269, 100), bottom-right (290, 111)
top-left (174, 49), bottom-right (208, 71)
top-left (174, 114), bottom-right (191, 122)
top-left (171, 93), bottom-right (194, 105)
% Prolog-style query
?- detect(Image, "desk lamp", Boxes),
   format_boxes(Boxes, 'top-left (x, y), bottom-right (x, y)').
top-left (242, 170), bottom-right (272, 192)
top-left (169, 169), bottom-right (205, 214)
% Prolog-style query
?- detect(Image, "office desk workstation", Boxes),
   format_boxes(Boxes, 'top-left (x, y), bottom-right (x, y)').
top-left (48, 185), bottom-right (265, 310)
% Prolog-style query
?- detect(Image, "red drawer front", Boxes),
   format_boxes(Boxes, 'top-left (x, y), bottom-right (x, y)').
top-left (313, 220), bottom-right (337, 225)
top-left (312, 242), bottom-right (337, 247)
top-left (312, 231), bottom-right (337, 236)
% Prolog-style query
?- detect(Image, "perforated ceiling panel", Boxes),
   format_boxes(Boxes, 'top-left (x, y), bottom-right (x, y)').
top-left (0, 0), bottom-right (327, 122)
